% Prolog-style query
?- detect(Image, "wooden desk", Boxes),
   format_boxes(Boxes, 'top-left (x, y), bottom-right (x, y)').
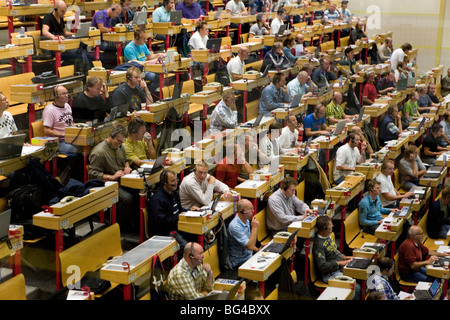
top-left (234, 179), bottom-right (271, 211)
top-left (375, 213), bottom-right (406, 258)
top-left (426, 246), bottom-right (450, 297)
top-left (420, 167), bottom-right (447, 202)
top-left (0, 225), bottom-right (24, 277)
top-left (0, 42), bottom-right (34, 73)
top-left (355, 161), bottom-right (381, 180)
top-left (121, 158), bottom-right (186, 243)
top-left (270, 103), bottom-right (306, 120)
top-left (231, 77), bottom-right (270, 122)
top-left (238, 238), bottom-right (296, 296)
top-left (280, 148), bottom-right (317, 180)
top-left (100, 235), bottom-right (179, 300)
top-left (230, 15), bottom-right (254, 44)
top-left (313, 129), bottom-right (347, 175)
top-left (33, 181), bottom-right (119, 290)
top-left (102, 31), bottom-right (135, 66)
top-left (317, 286), bottom-right (354, 300)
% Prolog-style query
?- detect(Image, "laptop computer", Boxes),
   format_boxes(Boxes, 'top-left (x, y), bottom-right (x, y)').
top-left (287, 93), bottom-right (302, 109)
top-left (199, 192), bottom-right (223, 213)
top-left (206, 38), bottom-right (222, 53)
top-left (345, 257), bottom-right (372, 270)
top-left (143, 154), bottom-right (168, 175)
top-left (422, 165), bottom-right (444, 179)
top-left (108, 106), bottom-right (117, 121)
top-left (325, 119), bottom-right (347, 136)
top-left (393, 201), bottom-right (413, 217)
top-left (435, 102), bottom-right (442, 115)
top-left (410, 182), bottom-right (431, 200)
top-left (160, 82), bottom-right (182, 102)
top-left (262, 228), bottom-right (299, 254)
top-left (409, 117), bottom-right (426, 132)
top-left (277, 24), bottom-right (287, 36)
top-left (109, 103), bottom-right (130, 119)
top-left (0, 134), bottom-right (26, 161)
top-left (357, 106), bottom-right (366, 123)
top-left (240, 114), bottom-right (263, 128)
top-left (303, 136), bottom-right (312, 156)
top-left (0, 209), bottom-right (11, 242)
top-left (261, 64), bottom-right (270, 78)
top-left (414, 279), bottom-right (440, 300)
top-left (432, 256), bottom-right (450, 268)
top-left (71, 22), bottom-right (91, 38)
top-left (397, 78), bottom-right (408, 91)
top-left (132, 11), bottom-right (148, 25)
top-left (318, 196), bottom-right (332, 215)
top-left (214, 8), bottom-right (224, 20)
top-left (407, 77), bottom-right (417, 88)
top-left (164, 49), bottom-right (175, 64)
top-left (170, 11), bottom-right (183, 25)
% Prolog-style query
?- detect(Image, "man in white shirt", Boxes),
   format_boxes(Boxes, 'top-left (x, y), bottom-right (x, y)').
top-left (334, 133), bottom-right (364, 184)
top-left (227, 46), bottom-right (250, 81)
top-left (225, 0), bottom-right (248, 16)
top-left (376, 159), bottom-right (414, 208)
top-left (0, 92), bottom-right (17, 138)
top-left (294, 34), bottom-right (311, 58)
top-left (188, 21), bottom-right (209, 50)
top-left (286, 71), bottom-right (314, 98)
top-left (270, 8), bottom-right (286, 35)
top-left (279, 114), bottom-right (301, 153)
top-left (390, 43), bottom-right (412, 71)
top-left (179, 160), bottom-right (232, 209)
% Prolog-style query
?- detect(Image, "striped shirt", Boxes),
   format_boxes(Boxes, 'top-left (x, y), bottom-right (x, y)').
top-left (368, 273), bottom-right (399, 300)
top-left (123, 137), bottom-right (148, 166)
top-left (166, 258), bottom-right (213, 300)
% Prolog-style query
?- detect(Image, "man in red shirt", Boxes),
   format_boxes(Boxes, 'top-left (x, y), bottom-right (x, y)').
top-left (398, 225), bottom-right (450, 283)
top-left (215, 143), bottom-right (253, 189)
top-left (362, 71), bottom-right (378, 105)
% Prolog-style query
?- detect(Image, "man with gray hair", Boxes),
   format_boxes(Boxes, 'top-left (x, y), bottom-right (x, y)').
top-left (207, 91), bottom-right (238, 134)
top-left (286, 71), bottom-right (314, 98)
top-left (261, 42), bottom-right (291, 71)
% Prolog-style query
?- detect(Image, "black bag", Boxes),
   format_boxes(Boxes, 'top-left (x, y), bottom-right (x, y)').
top-left (7, 184), bottom-right (43, 223)
top-left (79, 271), bottom-right (111, 294)
top-left (149, 254), bottom-right (168, 300)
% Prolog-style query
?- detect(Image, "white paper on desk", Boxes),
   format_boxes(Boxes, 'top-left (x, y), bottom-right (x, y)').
top-left (184, 211), bottom-right (207, 217)
top-left (383, 217), bottom-right (393, 224)
top-left (21, 145), bottom-right (44, 156)
top-left (290, 221), bottom-right (303, 229)
top-left (140, 163), bottom-right (154, 169)
top-left (122, 173), bottom-right (141, 179)
top-left (399, 291), bottom-right (414, 300)
top-left (434, 240), bottom-right (445, 245)
top-left (236, 180), bottom-right (266, 188)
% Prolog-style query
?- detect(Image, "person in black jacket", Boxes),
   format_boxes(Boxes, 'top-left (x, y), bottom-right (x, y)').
top-left (72, 76), bottom-right (111, 123)
top-left (427, 186), bottom-right (450, 239)
top-left (148, 169), bottom-right (200, 237)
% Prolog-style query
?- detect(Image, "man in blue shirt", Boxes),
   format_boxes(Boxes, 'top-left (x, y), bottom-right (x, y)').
top-left (153, 0), bottom-right (175, 40)
top-left (312, 58), bottom-right (337, 89)
top-left (303, 104), bottom-right (332, 140)
top-left (176, 0), bottom-right (204, 20)
top-left (124, 29), bottom-right (166, 94)
top-left (228, 199), bottom-right (260, 268)
top-left (359, 180), bottom-right (399, 234)
top-left (258, 73), bottom-right (291, 116)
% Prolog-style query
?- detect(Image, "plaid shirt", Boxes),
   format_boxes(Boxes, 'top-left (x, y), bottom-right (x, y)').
top-left (166, 258), bottom-right (213, 300)
top-left (368, 273), bottom-right (399, 300)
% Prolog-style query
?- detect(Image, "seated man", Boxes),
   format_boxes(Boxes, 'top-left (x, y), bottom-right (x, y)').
top-left (427, 83), bottom-right (440, 104)
top-left (227, 46), bottom-right (250, 81)
top-left (376, 71), bottom-right (396, 96)
top-left (166, 242), bottom-right (214, 300)
top-left (323, 3), bottom-right (343, 25)
top-left (148, 169), bottom-right (200, 237)
top-left (152, 0), bottom-right (175, 40)
top-left (215, 143), bottom-right (253, 189)
top-left (359, 180), bottom-right (398, 234)
top-left (398, 145), bottom-right (426, 191)
top-left (111, 0), bottom-right (134, 25)
top-left (258, 72), bottom-right (291, 116)
top-left (312, 215), bottom-right (361, 299)
top-left (379, 106), bottom-right (402, 146)
top-left (337, 47), bottom-right (357, 75)
top-left (71, 76), bottom-right (110, 123)
top-left (325, 92), bottom-right (356, 126)
top-left (270, 8), bottom-right (286, 35)
top-left (225, 0), bottom-right (248, 16)
top-left (398, 225), bottom-right (449, 283)
top-left (362, 71), bottom-right (378, 106)
top-left (294, 34), bottom-right (312, 58)
top-left (417, 84), bottom-right (438, 113)
top-left (228, 199), bottom-right (260, 269)
top-left (266, 177), bottom-right (312, 235)
top-left (91, 4), bottom-right (122, 52)
top-left (421, 123), bottom-right (449, 165)
top-left (207, 91), bottom-right (238, 135)
top-left (370, 257), bottom-right (413, 300)
top-left (43, 85), bottom-right (79, 157)
top-left (403, 92), bottom-right (421, 124)
top-left (377, 37), bottom-right (392, 63)
top-left (258, 121), bottom-right (284, 166)
top-left (88, 124), bottom-right (135, 229)
top-left (111, 66), bottom-right (153, 113)
top-left (311, 58), bottom-right (337, 89)
top-left (179, 160), bottom-right (232, 209)
top-left (261, 42), bottom-right (291, 72)
top-left (303, 104), bottom-right (332, 140)
top-left (0, 92), bottom-right (17, 138)
top-left (428, 186), bottom-right (450, 239)
top-left (350, 126), bottom-right (373, 159)
top-left (249, 13), bottom-right (271, 38)
top-left (41, 1), bottom-right (93, 72)
top-left (376, 159), bottom-right (413, 208)
top-left (188, 21), bottom-right (209, 50)
top-left (123, 117), bottom-right (156, 169)
top-left (124, 29), bottom-right (166, 95)
top-left (334, 133), bottom-right (365, 184)
top-left (176, 0), bottom-right (204, 20)
top-left (286, 71), bottom-right (314, 99)
top-left (279, 114), bottom-right (301, 153)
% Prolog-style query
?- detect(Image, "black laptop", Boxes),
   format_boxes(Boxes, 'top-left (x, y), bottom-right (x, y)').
top-left (409, 182), bottom-right (431, 200)
top-left (393, 201), bottom-right (413, 217)
top-left (160, 82), bottom-right (183, 102)
top-left (409, 117), bottom-right (426, 132)
top-left (0, 134), bottom-right (26, 161)
top-left (422, 165), bottom-right (444, 179)
top-left (346, 257), bottom-right (372, 270)
top-left (200, 192), bottom-right (223, 213)
top-left (277, 24), bottom-right (287, 36)
top-left (303, 136), bottom-right (312, 156)
top-left (0, 209), bottom-right (11, 242)
top-left (144, 154), bottom-right (168, 175)
top-left (357, 106), bottom-right (366, 123)
top-left (414, 279), bottom-right (440, 300)
top-left (263, 228), bottom-right (299, 254)
top-left (206, 38), bottom-right (222, 53)
top-left (261, 64), bottom-right (270, 78)
top-left (397, 78), bottom-right (408, 91)
top-left (318, 196), bottom-right (332, 215)
top-left (170, 11), bottom-right (183, 25)
top-left (241, 114), bottom-right (263, 128)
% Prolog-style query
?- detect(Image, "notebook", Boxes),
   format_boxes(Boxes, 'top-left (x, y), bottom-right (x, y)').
top-left (287, 93), bottom-right (302, 109)
top-left (397, 78), bottom-right (408, 91)
top-left (409, 182), bottom-right (431, 200)
top-left (277, 24), bottom-right (287, 35)
top-left (199, 192), bottom-right (223, 213)
top-left (303, 136), bottom-right (312, 156)
top-left (408, 117), bottom-right (426, 132)
top-left (262, 228), bottom-right (299, 254)
top-left (143, 154), bottom-right (168, 175)
top-left (0, 134), bottom-right (26, 160)
top-left (345, 257), bottom-right (372, 270)
top-left (318, 196), bottom-right (332, 215)
top-left (214, 8), bottom-right (224, 19)
top-left (422, 165), bottom-right (444, 179)
top-left (0, 209), bottom-right (11, 242)
top-left (164, 49), bottom-right (175, 64)
top-left (261, 64), bottom-right (270, 78)
top-left (357, 106), bottom-right (366, 123)
top-left (240, 114), bottom-right (263, 128)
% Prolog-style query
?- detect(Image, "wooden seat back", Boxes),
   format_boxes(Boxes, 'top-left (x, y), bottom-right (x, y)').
top-left (203, 243), bottom-right (221, 279)
top-left (0, 274), bottom-right (26, 300)
top-left (343, 209), bottom-right (360, 247)
top-left (255, 208), bottom-right (272, 244)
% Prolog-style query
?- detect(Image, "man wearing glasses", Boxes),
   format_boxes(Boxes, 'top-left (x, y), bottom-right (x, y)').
top-left (207, 91), bottom-right (239, 135)
top-left (88, 124), bottom-right (136, 231)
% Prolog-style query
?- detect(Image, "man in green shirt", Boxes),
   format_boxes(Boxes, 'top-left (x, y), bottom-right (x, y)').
top-left (325, 92), bottom-right (356, 125)
top-left (403, 92), bottom-right (421, 121)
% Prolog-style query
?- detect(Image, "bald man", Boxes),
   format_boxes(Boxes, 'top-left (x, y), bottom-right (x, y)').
top-left (295, 34), bottom-right (311, 57)
top-left (166, 242), bottom-right (214, 300)
top-left (228, 199), bottom-right (260, 268)
top-left (325, 91), bottom-right (356, 125)
top-left (227, 46), bottom-right (250, 81)
top-left (42, 1), bottom-right (75, 40)
top-left (91, 4), bottom-right (122, 33)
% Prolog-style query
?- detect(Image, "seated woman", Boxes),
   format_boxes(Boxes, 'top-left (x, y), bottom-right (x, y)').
top-left (71, 76), bottom-right (111, 123)
top-left (282, 37), bottom-right (299, 64)
top-left (398, 145), bottom-right (427, 191)
top-left (123, 117), bottom-right (156, 169)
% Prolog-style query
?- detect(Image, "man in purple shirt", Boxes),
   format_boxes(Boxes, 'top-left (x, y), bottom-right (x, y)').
top-left (91, 4), bottom-right (122, 52)
top-left (176, 0), bottom-right (204, 20)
